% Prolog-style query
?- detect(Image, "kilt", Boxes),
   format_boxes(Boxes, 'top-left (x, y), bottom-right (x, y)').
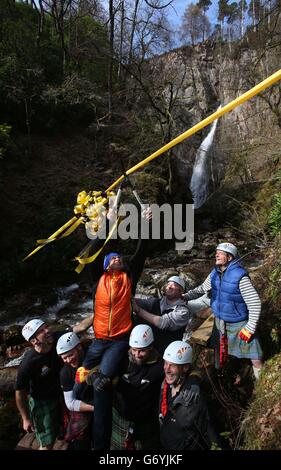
top-left (211, 318), bottom-right (263, 364)
top-left (64, 411), bottom-right (92, 442)
top-left (110, 408), bottom-right (142, 450)
top-left (28, 396), bottom-right (61, 447)
top-left (226, 320), bottom-right (263, 359)
top-left (110, 407), bottom-right (160, 450)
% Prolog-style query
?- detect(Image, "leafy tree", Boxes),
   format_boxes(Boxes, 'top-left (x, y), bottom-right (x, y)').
top-left (67, 15), bottom-right (108, 88)
top-left (238, 0), bottom-right (248, 37)
top-left (248, 0), bottom-right (263, 31)
top-left (180, 3), bottom-right (211, 45)
top-left (197, 0), bottom-right (212, 40)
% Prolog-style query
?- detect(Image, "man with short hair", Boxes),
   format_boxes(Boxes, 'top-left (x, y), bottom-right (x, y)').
top-left (133, 276), bottom-right (209, 354)
top-left (111, 324), bottom-right (164, 450)
top-left (56, 332), bottom-right (94, 449)
top-left (159, 340), bottom-right (219, 450)
top-left (183, 242), bottom-right (263, 378)
top-left (15, 319), bottom-right (63, 450)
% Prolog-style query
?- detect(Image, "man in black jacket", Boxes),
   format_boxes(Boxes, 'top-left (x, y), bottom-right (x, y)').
top-left (110, 324), bottom-right (163, 450)
top-left (159, 340), bottom-right (219, 450)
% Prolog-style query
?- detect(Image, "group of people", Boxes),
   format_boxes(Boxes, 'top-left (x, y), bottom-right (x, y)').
top-left (15, 239), bottom-right (263, 450)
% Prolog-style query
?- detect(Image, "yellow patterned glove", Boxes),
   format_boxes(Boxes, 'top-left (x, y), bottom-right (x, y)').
top-left (75, 367), bottom-right (90, 384)
top-left (239, 328), bottom-right (253, 343)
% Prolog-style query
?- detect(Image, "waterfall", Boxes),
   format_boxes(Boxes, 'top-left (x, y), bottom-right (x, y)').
top-left (190, 108), bottom-right (220, 209)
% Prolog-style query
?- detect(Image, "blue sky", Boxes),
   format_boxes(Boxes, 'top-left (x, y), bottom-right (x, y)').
top-left (168, 0), bottom-right (219, 29)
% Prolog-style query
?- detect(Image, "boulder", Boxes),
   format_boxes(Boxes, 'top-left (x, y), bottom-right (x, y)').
top-left (0, 366), bottom-right (18, 395)
top-left (15, 432), bottom-right (68, 450)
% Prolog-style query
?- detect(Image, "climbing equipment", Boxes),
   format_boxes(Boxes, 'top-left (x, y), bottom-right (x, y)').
top-left (129, 324), bottom-right (154, 348)
top-left (22, 319), bottom-right (45, 341)
top-left (216, 243), bottom-right (238, 258)
top-left (56, 332), bottom-right (80, 355)
top-left (163, 340), bottom-right (193, 364)
top-left (219, 333), bottom-right (228, 368)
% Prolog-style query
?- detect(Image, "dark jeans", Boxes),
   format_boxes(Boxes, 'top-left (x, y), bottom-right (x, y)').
top-left (93, 388), bottom-right (113, 450)
top-left (83, 337), bottom-right (129, 377)
top-left (73, 338), bottom-right (129, 450)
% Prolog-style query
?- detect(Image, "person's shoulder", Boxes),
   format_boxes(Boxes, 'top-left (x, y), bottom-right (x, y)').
top-left (17, 347), bottom-right (41, 373)
top-left (60, 362), bottom-right (73, 382)
top-left (21, 346), bottom-right (39, 362)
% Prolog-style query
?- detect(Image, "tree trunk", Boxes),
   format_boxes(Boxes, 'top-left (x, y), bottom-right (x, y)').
top-left (108, 0), bottom-right (115, 120)
top-left (127, 0), bottom-right (140, 71)
top-left (118, 0), bottom-right (125, 82)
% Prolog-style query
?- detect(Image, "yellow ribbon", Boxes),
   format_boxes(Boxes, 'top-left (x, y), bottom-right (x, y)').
top-left (23, 216), bottom-right (82, 261)
top-left (75, 217), bottom-right (121, 273)
top-left (23, 189), bottom-right (115, 261)
top-left (106, 68), bottom-right (281, 192)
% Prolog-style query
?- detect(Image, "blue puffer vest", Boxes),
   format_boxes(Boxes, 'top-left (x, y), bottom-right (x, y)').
top-left (210, 260), bottom-right (248, 322)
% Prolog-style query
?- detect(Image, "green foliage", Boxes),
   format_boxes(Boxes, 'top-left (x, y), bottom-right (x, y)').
top-left (0, 1), bottom-right (109, 132)
top-left (268, 265), bottom-right (281, 300)
top-left (67, 16), bottom-right (109, 89)
top-left (0, 123), bottom-right (12, 158)
top-left (268, 193), bottom-right (281, 235)
top-left (242, 354), bottom-right (281, 449)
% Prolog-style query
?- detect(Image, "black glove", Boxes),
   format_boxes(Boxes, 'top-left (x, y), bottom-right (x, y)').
top-left (172, 385), bottom-right (200, 408)
top-left (90, 372), bottom-right (111, 392)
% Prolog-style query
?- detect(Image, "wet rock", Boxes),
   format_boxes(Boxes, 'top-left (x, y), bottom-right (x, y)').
top-left (15, 432), bottom-right (68, 450)
top-left (0, 398), bottom-right (21, 450)
top-left (6, 344), bottom-right (26, 359)
top-left (2, 325), bottom-right (23, 347)
top-left (0, 367), bottom-right (18, 395)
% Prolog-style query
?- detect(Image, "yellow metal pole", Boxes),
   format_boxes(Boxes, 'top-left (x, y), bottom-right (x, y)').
top-left (106, 68), bottom-right (281, 192)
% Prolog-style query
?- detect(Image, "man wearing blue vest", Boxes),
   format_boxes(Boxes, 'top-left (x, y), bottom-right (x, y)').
top-left (183, 242), bottom-right (263, 380)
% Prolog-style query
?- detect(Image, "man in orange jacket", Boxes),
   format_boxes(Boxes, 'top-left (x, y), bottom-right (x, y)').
top-left (73, 209), bottom-right (151, 448)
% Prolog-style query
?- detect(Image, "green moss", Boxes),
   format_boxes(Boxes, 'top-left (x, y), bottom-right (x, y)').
top-left (242, 354), bottom-right (281, 449)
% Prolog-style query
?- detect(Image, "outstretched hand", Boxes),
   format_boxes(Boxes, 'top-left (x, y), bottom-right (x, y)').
top-left (141, 207), bottom-right (152, 221)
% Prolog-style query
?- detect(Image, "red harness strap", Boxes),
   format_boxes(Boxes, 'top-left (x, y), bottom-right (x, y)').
top-left (219, 333), bottom-right (228, 368)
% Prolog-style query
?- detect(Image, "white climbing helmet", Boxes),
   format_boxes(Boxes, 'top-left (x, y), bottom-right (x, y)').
top-left (216, 242), bottom-right (238, 258)
top-left (129, 324), bottom-right (154, 348)
top-left (163, 340), bottom-right (193, 365)
top-left (56, 332), bottom-right (80, 355)
top-left (22, 319), bottom-right (45, 342)
top-left (167, 276), bottom-right (185, 290)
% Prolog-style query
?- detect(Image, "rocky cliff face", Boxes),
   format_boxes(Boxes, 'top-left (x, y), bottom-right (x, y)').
top-left (152, 42), bottom-right (281, 207)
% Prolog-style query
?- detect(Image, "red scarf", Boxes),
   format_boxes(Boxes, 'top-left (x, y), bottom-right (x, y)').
top-left (160, 380), bottom-right (169, 417)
